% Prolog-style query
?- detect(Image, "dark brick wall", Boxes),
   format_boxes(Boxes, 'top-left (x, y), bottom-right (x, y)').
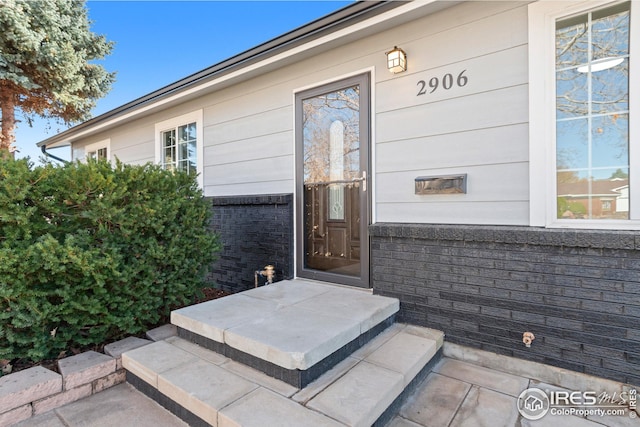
top-left (206, 194), bottom-right (293, 293)
top-left (370, 223), bottom-right (640, 386)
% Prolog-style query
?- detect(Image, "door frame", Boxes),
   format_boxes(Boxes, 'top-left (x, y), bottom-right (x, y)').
top-left (294, 72), bottom-right (371, 288)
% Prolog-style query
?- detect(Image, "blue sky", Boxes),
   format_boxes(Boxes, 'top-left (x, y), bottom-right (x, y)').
top-left (15, 0), bottom-right (351, 162)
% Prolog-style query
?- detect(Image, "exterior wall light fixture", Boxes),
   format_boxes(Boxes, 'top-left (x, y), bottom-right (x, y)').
top-left (386, 46), bottom-right (407, 73)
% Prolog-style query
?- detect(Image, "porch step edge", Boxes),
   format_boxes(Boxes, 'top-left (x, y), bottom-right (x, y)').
top-left (170, 280), bottom-right (400, 388)
top-left (306, 326), bottom-right (443, 427)
top-left (122, 324), bottom-right (444, 427)
top-left (176, 315), bottom-right (395, 388)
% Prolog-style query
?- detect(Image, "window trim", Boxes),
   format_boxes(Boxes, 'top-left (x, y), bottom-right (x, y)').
top-left (528, 0), bottom-right (639, 230)
top-left (154, 110), bottom-right (204, 188)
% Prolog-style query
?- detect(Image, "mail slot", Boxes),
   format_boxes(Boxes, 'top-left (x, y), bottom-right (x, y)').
top-left (415, 174), bottom-right (467, 195)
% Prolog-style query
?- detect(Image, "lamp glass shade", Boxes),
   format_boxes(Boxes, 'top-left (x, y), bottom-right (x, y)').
top-left (386, 47), bottom-right (406, 73)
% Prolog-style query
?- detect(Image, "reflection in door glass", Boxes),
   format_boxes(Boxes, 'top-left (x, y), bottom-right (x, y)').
top-left (302, 85), bottom-right (361, 277)
top-left (302, 86), bottom-right (360, 184)
top-left (329, 120), bottom-right (345, 220)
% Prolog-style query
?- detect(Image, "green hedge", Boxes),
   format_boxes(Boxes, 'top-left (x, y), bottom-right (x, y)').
top-left (0, 158), bottom-right (220, 362)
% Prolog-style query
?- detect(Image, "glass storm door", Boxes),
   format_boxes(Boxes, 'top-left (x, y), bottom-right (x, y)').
top-left (295, 74), bottom-right (370, 288)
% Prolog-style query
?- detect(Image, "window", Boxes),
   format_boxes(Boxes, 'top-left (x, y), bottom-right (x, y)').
top-left (155, 110), bottom-right (204, 188)
top-left (88, 147), bottom-right (108, 160)
top-left (74, 139), bottom-right (110, 162)
top-left (529, 0), bottom-right (639, 229)
top-left (556, 3), bottom-right (630, 220)
top-left (161, 122), bottom-right (197, 175)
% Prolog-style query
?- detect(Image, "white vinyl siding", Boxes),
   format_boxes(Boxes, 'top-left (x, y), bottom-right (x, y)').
top-left (95, 121), bottom-right (155, 166)
top-left (183, 0), bottom-right (530, 211)
top-left (202, 96), bottom-right (294, 196)
top-left (374, 2), bottom-right (530, 225)
top-left (69, 1), bottom-right (535, 226)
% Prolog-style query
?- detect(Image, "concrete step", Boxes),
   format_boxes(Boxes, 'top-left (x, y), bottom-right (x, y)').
top-left (122, 324), bottom-right (444, 427)
top-left (171, 279), bottom-right (399, 387)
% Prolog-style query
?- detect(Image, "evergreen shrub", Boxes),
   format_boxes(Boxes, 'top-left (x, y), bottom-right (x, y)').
top-left (0, 158), bottom-right (220, 362)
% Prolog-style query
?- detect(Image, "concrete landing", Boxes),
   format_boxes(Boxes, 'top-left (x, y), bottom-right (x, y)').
top-left (122, 323), bottom-right (443, 427)
top-left (171, 279), bottom-right (398, 386)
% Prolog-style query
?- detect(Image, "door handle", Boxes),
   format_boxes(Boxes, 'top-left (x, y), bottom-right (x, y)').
top-left (306, 171), bottom-right (367, 191)
top-left (352, 171), bottom-right (366, 192)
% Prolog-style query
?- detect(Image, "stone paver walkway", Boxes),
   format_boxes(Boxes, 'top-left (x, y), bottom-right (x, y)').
top-left (15, 355), bottom-right (638, 427)
top-left (13, 382), bottom-right (187, 427)
top-left (391, 357), bottom-right (637, 427)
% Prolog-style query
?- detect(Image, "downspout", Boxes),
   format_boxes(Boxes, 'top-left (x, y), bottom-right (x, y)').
top-left (41, 145), bottom-right (69, 164)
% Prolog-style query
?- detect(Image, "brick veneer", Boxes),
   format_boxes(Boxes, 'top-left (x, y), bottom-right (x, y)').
top-left (206, 194), bottom-right (294, 293)
top-left (370, 223), bottom-right (640, 386)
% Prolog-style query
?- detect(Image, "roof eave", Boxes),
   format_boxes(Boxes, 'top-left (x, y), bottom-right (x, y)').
top-left (38, 1), bottom-right (405, 148)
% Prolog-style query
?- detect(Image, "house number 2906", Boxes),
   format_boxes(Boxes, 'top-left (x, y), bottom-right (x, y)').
top-left (417, 70), bottom-right (468, 96)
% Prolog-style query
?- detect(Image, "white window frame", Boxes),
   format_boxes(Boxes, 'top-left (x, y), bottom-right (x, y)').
top-left (154, 110), bottom-right (204, 188)
top-left (529, 0), bottom-right (639, 230)
top-left (74, 139), bottom-right (111, 162)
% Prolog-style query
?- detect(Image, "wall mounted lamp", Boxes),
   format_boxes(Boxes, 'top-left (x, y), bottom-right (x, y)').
top-left (386, 46), bottom-right (407, 74)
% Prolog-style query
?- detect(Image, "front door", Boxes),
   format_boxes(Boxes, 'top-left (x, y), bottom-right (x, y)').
top-left (295, 73), bottom-right (370, 288)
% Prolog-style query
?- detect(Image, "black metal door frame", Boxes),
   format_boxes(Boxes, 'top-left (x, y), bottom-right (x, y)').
top-left (294, 73), bottom-right (371, 288)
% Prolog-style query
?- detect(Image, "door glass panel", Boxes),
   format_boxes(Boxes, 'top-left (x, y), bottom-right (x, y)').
top-left (302, 85), bottom-right (361, 277)
top-left (329, 120), bottom-right (345, 220)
